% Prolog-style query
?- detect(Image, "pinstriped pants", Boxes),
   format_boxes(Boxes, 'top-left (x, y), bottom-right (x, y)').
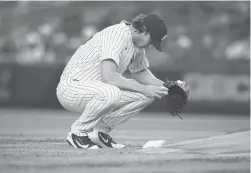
top-left (56, 78), bottom-right (154, 136)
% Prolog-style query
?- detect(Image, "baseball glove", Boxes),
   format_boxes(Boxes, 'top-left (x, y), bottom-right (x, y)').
top-left (163, 79), bottom-right (190, 120)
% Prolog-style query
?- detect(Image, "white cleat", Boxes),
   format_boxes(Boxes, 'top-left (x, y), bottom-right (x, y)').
top-left (88, 130), bottom-right (126, 149)
top-left (66, 132), bottom-right (99, 149)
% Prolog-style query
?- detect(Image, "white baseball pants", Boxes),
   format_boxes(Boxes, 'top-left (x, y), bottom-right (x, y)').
top-left (56, 78), bottom-right (154, 136)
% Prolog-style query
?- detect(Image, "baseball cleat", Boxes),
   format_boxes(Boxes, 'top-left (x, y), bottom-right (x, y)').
top-left (88, 131), bottom-right (126, 149)
top-left (66, 132), bottom-right (99, 149)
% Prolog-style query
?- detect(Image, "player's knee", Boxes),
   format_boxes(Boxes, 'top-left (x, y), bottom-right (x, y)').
top-left (137, 94), bottom-right (154, 106)
top-left (145, 97), bottom-right (154, 106)
top-left (137, 93), bottom-right (154, 102)
top-left (105, 85), bottom-right (121, 104)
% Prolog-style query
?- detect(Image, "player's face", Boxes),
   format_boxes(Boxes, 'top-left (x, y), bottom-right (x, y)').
top-left (137, 32), bottom-right (152, 48)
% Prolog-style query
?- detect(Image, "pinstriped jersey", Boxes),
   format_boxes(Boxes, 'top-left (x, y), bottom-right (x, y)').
top-left (60, 21), bottom-right (149, 82)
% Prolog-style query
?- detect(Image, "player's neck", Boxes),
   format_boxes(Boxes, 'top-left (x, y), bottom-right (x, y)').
top-left (128, 25), bottom-right (140, 47)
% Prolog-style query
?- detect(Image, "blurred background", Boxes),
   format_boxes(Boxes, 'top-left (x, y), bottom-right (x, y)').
top-left (0, 1), bottom-right (249, 115)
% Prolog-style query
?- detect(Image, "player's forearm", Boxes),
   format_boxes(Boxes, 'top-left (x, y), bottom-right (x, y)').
top-left (131, 69), bottom-right (164, 86)
top-left (103, 73), bottom-right (146, 93)
top-left (138, 76), bottom-right (163, 86)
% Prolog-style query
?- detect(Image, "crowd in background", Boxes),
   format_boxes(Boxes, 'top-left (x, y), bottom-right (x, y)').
top-left (0, 1), bottom-right (249, 108)
top-left (0, 1), bottom-right (249, 72)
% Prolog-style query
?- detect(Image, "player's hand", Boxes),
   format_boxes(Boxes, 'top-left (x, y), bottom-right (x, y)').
top-left (142, 85), bottom-right (169, 99)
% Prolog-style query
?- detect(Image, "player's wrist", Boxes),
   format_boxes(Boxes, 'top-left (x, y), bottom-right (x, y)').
top-left (140, 85), bottom-right (149, 95)
top-left (130, 80), bottom-right (146, 94)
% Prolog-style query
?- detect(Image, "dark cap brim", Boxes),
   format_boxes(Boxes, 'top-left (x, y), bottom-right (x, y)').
top-left (152, 39), bottom-right (163, 52)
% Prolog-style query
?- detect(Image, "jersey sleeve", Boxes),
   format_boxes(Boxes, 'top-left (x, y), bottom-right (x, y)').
top-left (128, 48), bottom-right (150, 73)
top-left (100, 25), bottom-right (128, 66)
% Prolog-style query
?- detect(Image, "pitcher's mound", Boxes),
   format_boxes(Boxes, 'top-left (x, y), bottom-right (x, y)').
top-left (138, 131), bottom-right (250, 159)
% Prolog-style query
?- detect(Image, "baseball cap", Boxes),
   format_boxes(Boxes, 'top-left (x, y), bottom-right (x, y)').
top-left (143, 14), bottom-right (168, 52)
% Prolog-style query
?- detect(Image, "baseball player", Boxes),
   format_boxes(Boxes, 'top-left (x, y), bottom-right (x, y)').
top-left (56, 13), bottom-right (169, 149)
